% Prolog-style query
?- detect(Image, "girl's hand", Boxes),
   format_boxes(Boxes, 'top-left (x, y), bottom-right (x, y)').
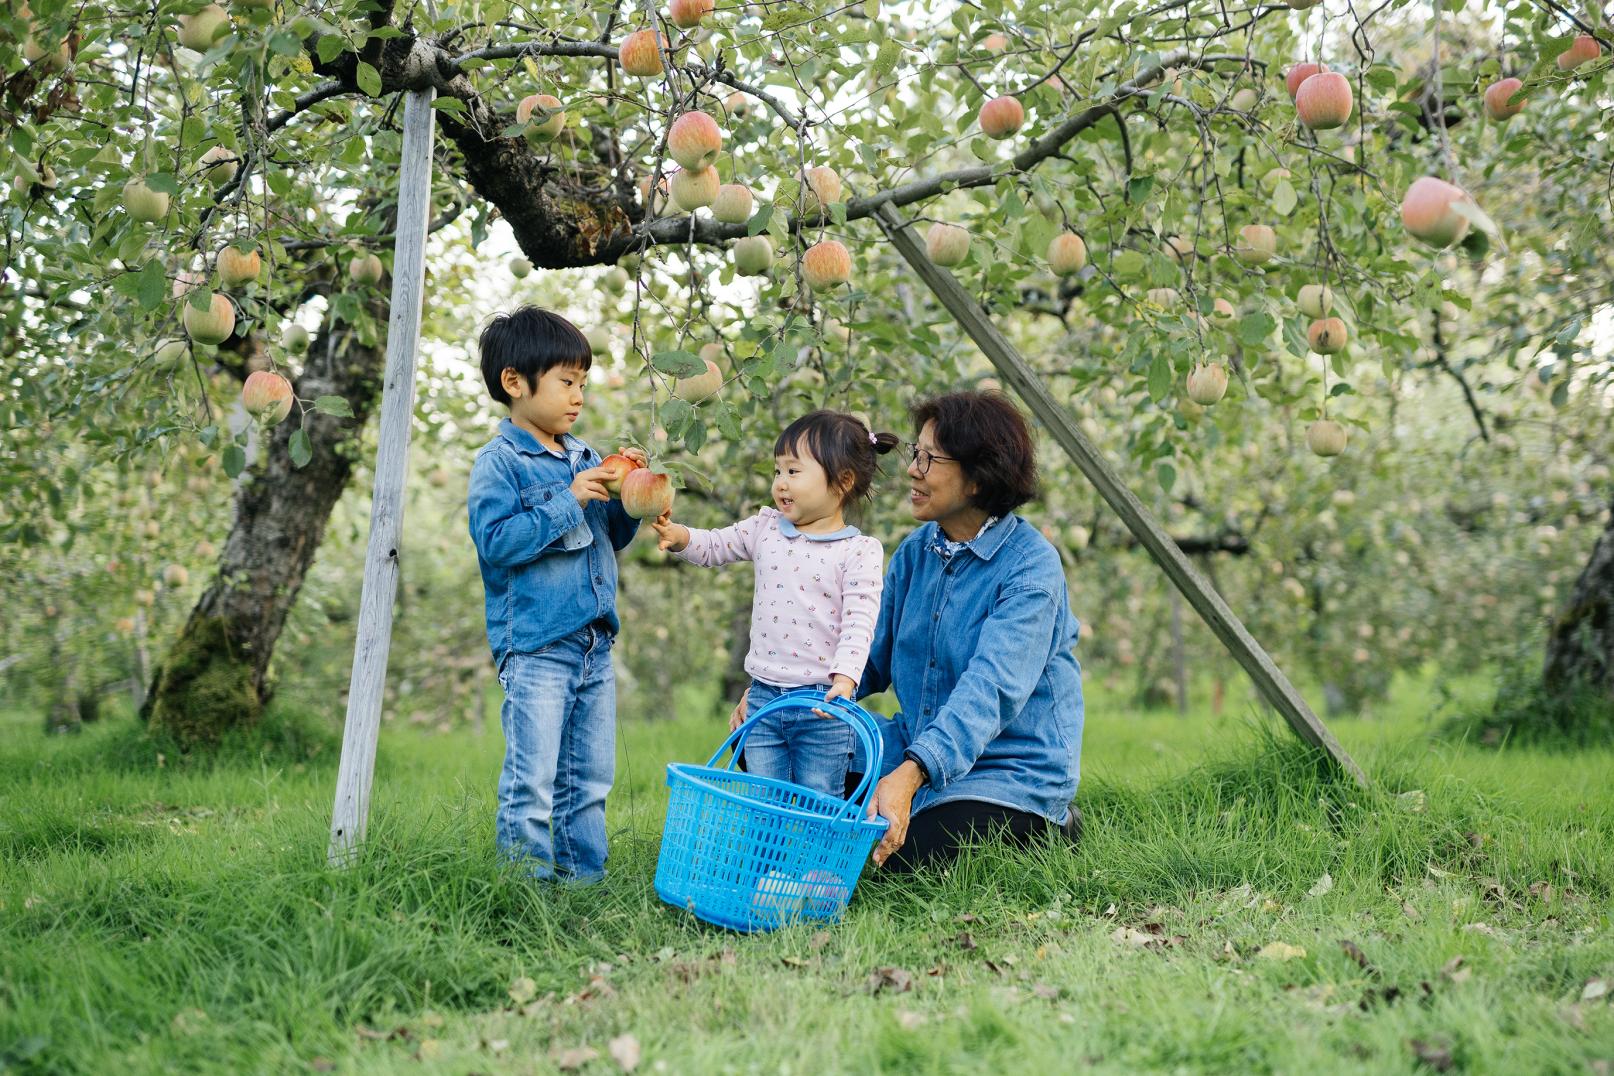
top-left (727, 695), bottom-right (748, 732)
top-left (618, 446), bottom-right (649, 469)
top-left (651, 512), bottom-right (689, 552)
top-left (814, 674), bottom-right (857, 717)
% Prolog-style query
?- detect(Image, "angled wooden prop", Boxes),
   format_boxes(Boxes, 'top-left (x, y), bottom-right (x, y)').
top-left (329, 87), bottom-right (438, 865)
top-left (874, 201), bottom-right (1368, 788)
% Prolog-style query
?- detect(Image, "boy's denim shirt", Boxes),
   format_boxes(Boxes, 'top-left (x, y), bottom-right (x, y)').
top-left (860, 514), bottom-right (1083, 825)
top-left (468, 418), bottom-right (641, 666)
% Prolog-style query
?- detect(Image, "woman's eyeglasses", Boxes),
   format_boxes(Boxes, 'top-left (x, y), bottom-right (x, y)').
top-left (905, 442), bottom-right (959, 477)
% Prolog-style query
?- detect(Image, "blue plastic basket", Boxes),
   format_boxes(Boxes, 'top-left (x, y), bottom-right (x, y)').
top-left (654, 688), bottom-right (889, 933)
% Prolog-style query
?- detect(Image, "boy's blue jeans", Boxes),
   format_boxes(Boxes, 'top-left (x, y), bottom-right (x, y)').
top-left (495, 623), bottom-right (616, 882)
top-left (742, 680), bottom-right (854, 797)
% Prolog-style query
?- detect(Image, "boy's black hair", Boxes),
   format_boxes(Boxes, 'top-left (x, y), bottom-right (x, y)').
top-left (774, 410), bottom-right (901, 506)
top-left (911, 391), bottom-right (1039, 517)
top-left (478, 306), bottom-right (592, 405)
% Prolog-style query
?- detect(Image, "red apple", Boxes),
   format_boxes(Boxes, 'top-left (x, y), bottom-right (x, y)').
top-left (1294, 71), bottom-right (1352, 129)
top-left (978, 95), bottom-right (1025, 139)
top-left (1284, 61), bottom-right (1327, 100)
top-left (1400, 176), bottom-right (1472, 248)
top-left (241, 370), bottom-right (294, 422)
top-left (667, 111), bottom-right (723, 171)
top-left (599, 453), bottom-right (645, 496)
top-left (1556, 34), bottom-right (1600, 71)
top-left (1483, 77), bottom-right (1525, 120)
top-left (621, 469), bottom-right (674, 519)
top-left (801, 240), bottom-right (851, 289)
top-left (618, 30), bottom-right (666, 77)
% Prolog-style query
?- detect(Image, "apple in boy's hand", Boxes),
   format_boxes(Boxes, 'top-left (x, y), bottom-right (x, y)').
top-left (599, 449), bottom-right (646, 496)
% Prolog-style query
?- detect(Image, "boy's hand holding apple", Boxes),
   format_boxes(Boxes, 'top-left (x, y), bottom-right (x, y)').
top-left (569, 467), bottom-right (611, 506)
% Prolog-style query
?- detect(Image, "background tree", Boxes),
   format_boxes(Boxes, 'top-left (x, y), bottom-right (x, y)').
top-left (1, 0), bottom-right (1609, 744)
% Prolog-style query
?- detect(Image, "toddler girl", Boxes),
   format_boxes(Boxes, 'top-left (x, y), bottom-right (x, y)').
top-left (652, 410), bottom-right (898, 796)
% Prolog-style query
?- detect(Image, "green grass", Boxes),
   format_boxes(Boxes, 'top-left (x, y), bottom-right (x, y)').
top-left (2, 674), bottom-right (1612, 1075)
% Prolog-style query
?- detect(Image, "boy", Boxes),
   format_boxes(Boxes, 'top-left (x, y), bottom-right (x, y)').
top-left (467, 306), bottom-right (645, 882)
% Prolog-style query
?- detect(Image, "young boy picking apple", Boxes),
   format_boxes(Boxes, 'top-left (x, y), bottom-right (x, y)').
top-left (467, 306), bottom-right (646, 882)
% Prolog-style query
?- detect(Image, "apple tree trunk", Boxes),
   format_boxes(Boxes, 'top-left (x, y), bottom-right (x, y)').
top-left (1541, 496), bottom-right (1614, 713)
top-left (140, 320), bottom-right (385, 747)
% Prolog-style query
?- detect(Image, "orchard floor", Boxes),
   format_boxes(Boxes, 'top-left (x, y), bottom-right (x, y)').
top-left (2, 673), bottom-right (1611, 1075)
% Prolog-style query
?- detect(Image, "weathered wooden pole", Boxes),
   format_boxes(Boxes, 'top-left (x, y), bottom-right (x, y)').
top-left (328, 87), bottom-right (437, 864)
top-left (875, 201), bottom-right (1368, 787)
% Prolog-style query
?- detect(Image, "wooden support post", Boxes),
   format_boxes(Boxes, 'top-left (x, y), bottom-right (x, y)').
top-left (328, 88), bottom-right (437, 865)
top-left (875, 201), bottom-right (1368, 787)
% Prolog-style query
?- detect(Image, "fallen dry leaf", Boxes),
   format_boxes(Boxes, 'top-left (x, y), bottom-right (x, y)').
top-left (417, 1039), bottom-right (443, 1061)
top-left (485, 1038), bottom-right (510, 1054)
top-left (1256, 942), bottom-right (1306, 961)
top-left (1111, 926), bottom-right (1155, 947)
top-left (1461, 922), bottom-right (1497, 936)
top-left (809, 930), bottom-right (832, 950)
top-left (1408, 1037), bottom-right (1453, 1071)
top-left (1440, 955), bottom-right (1471, 984)
top-left (553, 1045), bottom-right (600, 1070)
top-left (954, 932), bottom-right (978, 951)
top-left (1338, 939), bottom-right (1375, 974)
top-left (509, 975), bottom-right (538, 1005)
top-left (1307, 873), bottom-right (1335, 899)
top-left (896, 1009), bottom-right (926, 1030)
top-left (1582, 979), bottom-right (1610, 1003)
top-left (868, 967), bottom-right (914, 995)
top-left (608, 1033), bottom-right (642, 1071)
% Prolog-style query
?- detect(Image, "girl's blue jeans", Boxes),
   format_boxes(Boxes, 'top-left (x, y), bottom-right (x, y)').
top-left (742, 679), bottom-right (854, 797)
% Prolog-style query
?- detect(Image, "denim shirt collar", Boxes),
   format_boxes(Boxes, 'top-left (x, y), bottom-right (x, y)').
top-left (926, 514), bottom-right (1012, 561)
top-left (777, 515), bottom-right (861, 542)
top-left (498, 418), bottom-right (586, 464)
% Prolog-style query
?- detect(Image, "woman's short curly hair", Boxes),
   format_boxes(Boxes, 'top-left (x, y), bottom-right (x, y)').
top-left (912, 391), bottom-right (1039, 517)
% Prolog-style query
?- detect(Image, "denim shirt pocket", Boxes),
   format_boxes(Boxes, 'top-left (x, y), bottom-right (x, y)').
top-left (519, 481), bottom-right (594, 552)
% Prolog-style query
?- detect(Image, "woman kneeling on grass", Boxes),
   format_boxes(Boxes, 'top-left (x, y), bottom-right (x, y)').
top-left (859, 391), bottom-right (1084, 871)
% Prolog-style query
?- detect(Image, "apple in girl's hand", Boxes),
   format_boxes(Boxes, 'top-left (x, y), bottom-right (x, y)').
top-left (599, 453), bottom-right (644, 496)
top-left (621, 469), bottom-right (674, 520)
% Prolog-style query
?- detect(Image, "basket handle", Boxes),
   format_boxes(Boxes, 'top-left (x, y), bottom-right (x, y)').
top-left (705, 687), bottom-right (886, 825)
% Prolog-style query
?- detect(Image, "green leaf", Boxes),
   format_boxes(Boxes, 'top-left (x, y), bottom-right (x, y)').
top-left (746, 204), bottom-right (773, 237)
top-left (1156, 462), bottom-right (1176, 493)
top-left (289, 428), bottom-right (312, 468)
top-left (143, 172), bottom-right (179, 195)
top-left (1273, 180), bottom-right (1297, 216)
top-left (313, 394), bottom-right (354, 418)
top-left (1127, 175), bottom-right (1154, 203)
top-left (1147, 353), bottom-right (1172, 401)
top-left (651, 350), bottom-right (706, 378)
top-left (188, 286), bottom-right (215, 312)
top-left (1238, 311), bottom-right (1276, 347)
top-left (315, 34), bottom-right (346, 64)
top-left (1112, 250), bottom-right (1147, 279)
top-left (222, 444), bottom-right (246, 478)
top-left (136, 260), bottom-right (166, 311)
top-left (660, 398), bottom-right (695, 435)
top-left (432, 97), bottom-right (466, 114)
top-left (355, 61), bottom-right (382, 98)
top-left (267, 29), bottom-right (302, 56)
top-left (873, 37), bottom-right (899, 78)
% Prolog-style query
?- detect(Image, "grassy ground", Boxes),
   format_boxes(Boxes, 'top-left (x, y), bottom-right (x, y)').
top-left (2, 673), bottom-right (1611, 1075)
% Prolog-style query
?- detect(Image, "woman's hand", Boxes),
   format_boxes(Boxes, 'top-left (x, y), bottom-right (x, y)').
top-left (652, 511), bottom-right (690, 552)
top-left (727, 694), bottom-right (748, 732)
top-left (867, 760), bottom-right (926, 868)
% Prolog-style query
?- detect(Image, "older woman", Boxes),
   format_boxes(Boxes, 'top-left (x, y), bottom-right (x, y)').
top-left (859, 391), bottom-right (1083, 870)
